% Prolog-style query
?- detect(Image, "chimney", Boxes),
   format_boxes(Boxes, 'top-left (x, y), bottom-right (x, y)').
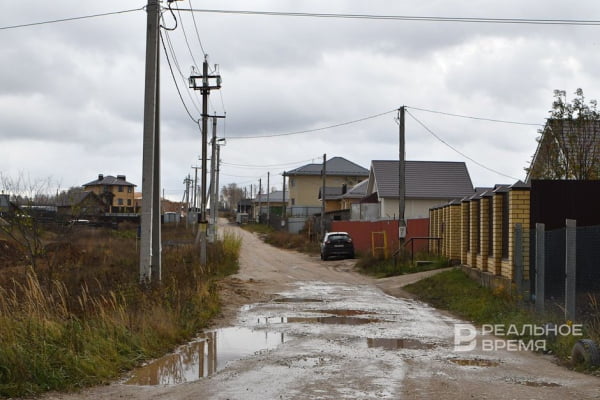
top-left (98, 174), bottom-right (104, 181)
top-left (117, 175), bottom-right (126, 181)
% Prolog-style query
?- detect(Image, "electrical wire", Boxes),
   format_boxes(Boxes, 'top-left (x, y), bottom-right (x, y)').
top-left (176, 8), bottom-right (600, 26)
top-left (228, 109), bottom-right (397, 139)
top-left (175, 7), bottom-right (200, 67)
top-left (407, 106), bottom-right (544, 126)
top-left (159, 31), bottom-right (199, 123)
top-left (406, 109), bottom-right (520, 181)
top-left (162, 29), bottom-right (202, 116)
top-left (0, 7), bottom-right (144, 31)
top-left (188, 0), bottom-right (207, 56)
top-left (222, 157), bottom-right (320, 168)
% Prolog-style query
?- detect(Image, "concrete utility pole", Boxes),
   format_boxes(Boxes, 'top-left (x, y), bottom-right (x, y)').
top-left (398, 106), bottom-right (407, 242)
top-left (191, 165), bottom-right (201, 227)
top-left (189, 56), bottom-right (221, 265)
top-left (209, 114), bottom-right (225, 242)
top-left (257, 178), bottom-right (262, 223)
top-left (266, 172), bottom-right (271, 226)
top-left (139, 0), bottom-right (161, 284)
top-left (282, 174), bottom-right (286, 227)
top-left (321, 154), bottom-right (326, 239)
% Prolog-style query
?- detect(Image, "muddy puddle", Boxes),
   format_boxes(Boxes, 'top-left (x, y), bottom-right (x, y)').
top-left (367, 337), bottom-right (435, 350)
top-left (125, 327), bottom-right (290, 386)
top-left (450, 358), bottom-right (499, 367)
top-left (256, 315), bottom-right (381, 325)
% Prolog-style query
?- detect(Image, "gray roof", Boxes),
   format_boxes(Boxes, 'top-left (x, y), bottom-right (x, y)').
top-left (318, 186), bottom-right (344, 200)
top-left (342, 179), bottom-right (368, 199)
top-left (254, 190), bottom-right (286, 203)
top-left (0, 194), bottom-right (9, 208)
top-left (56, 191), bottom-right (104, 207)
top-left (284, 157), bottom-right (369, 177)
top-left (370, 160), bottom-right (474, 199)
top-left (83, 174), bottom-right (136, 187)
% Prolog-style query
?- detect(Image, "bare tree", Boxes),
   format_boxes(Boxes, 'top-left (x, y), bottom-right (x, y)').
top-left (220, 183), bottom-right (244, 212)
top-left (527, 89), bottom-right (600, 180)
top-left (0, 172), bottom-right (55, 270)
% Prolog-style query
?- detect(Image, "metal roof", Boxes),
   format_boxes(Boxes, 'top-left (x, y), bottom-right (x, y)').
top-left (370, 160), bottom-right (474, 199)
top-left (284, 157), bottom-right (369, 177)
top-left (343, 179), bottom-right (369, 199)
top-left (254, 191), bottom-right (286, 203)
top-left (83, 174), bottom-right (136, 187)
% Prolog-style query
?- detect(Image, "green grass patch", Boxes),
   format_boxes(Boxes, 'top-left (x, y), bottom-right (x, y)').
top-left (404, 268), bottom-right (592, 364)
top-left (356, 254), bottom-right (449, 278)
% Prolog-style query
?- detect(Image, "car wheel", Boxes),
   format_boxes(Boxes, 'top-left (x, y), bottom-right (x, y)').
top-left (571, 339), bottom-right (600, 367)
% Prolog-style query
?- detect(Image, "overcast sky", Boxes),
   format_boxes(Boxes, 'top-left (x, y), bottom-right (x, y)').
top-left (2, 1), bottom-right (600, 200)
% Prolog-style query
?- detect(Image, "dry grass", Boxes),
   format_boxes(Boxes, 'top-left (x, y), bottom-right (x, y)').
top-left (0, 224), bottom-right (240, 398)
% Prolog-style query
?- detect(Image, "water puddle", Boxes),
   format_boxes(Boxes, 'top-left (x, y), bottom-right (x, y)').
top-left (314, 309), bottom-right (372, 316)
top-left (520, 380), bottom-right (561, 387)
top-left (257, 315), bottom-right (381, 325)
top-left (125, 327), bottom-right (289, 386)
top-left (273, 297), bottom-right (324, 303)
top-left (450, 358), bottom-right (499, 367)
top-left (287, 315), bottom-right (381, 325)
top-left (367, 338), bottom-right (435, 350)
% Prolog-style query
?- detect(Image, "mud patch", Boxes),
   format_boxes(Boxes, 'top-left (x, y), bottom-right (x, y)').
top-left (367, 338), bottom-right (435, 350)
top-left (125, 327), bottom-right (291, 386)
top-left (450, 358), bottom-right (499, 367)
top-left (314, 309), bottom-right (373, 316)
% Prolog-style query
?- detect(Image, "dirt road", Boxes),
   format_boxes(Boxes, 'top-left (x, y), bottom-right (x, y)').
top-left (44, 222), bottom-right (600, 400)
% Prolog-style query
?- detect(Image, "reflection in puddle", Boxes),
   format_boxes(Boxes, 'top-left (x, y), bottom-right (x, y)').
top-left (367, 338), bottom-right (435, 350)
top-left (126, 327), bottom-right (288, 386)
top-left (450, 358), bottom-right (499, 367)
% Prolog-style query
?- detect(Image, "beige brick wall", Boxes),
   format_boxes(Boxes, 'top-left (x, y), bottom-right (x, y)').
top-left (461, 201), bottom-right (469, 264)
top-left (469, 199), bottom-right (480, 268)
top-left (478, 197), bottom-right (490, 272)
top-left (448, 204), bottom-right (462, 260)
top-left (489, 193), bottom-right (504, 275)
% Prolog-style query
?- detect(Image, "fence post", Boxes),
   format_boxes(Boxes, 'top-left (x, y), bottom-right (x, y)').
top-left (514, 223), bottom-right (523, 297)
top-left (565, 219), bottom-right (577, 321)
top-left (535, 223), bottom-right (545, 314)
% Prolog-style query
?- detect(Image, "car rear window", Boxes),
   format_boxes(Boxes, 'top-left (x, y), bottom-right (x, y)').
top-left (328, 234), bottom-right (350, 241)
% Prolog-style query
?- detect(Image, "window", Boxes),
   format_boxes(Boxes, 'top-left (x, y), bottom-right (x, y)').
top-left (127, 187), bottom-right (132, 193)
top-left (290, 178), bottom-right (295, 187)
top-left (118, 198), bottom-right (124, 206)
top-left (127, 199), bottom-right (132, 206)
top-left (291, 198), bottom-right (296, 205)
top-left (118, 186), bottom-right (124, 192)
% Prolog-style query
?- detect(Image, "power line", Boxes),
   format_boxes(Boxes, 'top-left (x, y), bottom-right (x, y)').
top-left (0, 7), bottom-right (144, 30)
top-left (228, 109), bottom-right (397, 139)
top-left (407, 106), bottom-right (544, 126)
top-left (176, 8), bottom-right (600, 26)
top-left (188, 0), bottom-right (207, 56)
top-left (159, 31), bottom-right (199, 123)
top-left (222, 157), bottom-right (319, 168)
top-left (406, 110), bottom-right (520, 181)
top-left (162, 28), bottom-right (202, 116)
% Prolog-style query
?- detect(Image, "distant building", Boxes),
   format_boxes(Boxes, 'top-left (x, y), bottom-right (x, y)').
top-left (82, 174), bottom-right (137, 214)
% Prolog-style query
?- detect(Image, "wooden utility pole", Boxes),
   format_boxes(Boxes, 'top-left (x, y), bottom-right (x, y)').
top-left (139, 0), bottom-right (161, 284)
top-left (321, 154), bottom-right (326, 240)
top-left (398, 106), bottom-right (406, 241)
top-left (266, 172), bottom-right (271, 226)
top-left (257, 178), bottom-right (262, 223)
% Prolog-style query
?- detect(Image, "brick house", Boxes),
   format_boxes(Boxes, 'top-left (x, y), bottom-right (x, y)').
top-left (82, 174), bottom-right (137, 214)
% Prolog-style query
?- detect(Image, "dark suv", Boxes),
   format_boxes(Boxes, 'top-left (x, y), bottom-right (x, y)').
top-left (320, 232), bottom-right (355, 261)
